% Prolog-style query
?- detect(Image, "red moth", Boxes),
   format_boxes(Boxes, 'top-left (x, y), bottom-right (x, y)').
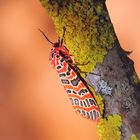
top-left (39, 29), bottom-right (100, 121)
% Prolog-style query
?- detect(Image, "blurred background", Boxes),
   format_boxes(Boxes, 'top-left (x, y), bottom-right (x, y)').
top-left (0, 0), bottom-right (139, 140)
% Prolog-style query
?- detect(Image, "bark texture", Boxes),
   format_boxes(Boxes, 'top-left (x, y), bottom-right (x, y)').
top-left (40, 0), bottom-right (140, 139)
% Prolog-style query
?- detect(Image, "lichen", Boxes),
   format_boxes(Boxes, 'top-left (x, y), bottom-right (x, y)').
top-left (97, 114), bottom-right (122, 140)
top-left (132, 72), bottom-right (139, 84)
top-left (98, 79), bottom-right (112, 96)
top-left (129, 134), bottom-right (140, 140)
top-left (86, 73), bottom-right (113, 96)
top-left (40, 0), bottom-right (117, 73)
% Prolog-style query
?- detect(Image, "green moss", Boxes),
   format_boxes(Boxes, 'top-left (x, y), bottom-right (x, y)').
top-left (40, 0), bottom-right (117, 73)
top-left (132, 72), bottom-right (139, 84)
top-left (97, 114), bottom-right (122, 140)
top-left (129, 134), bottom-right (140, 140)
top-left (95, 3), bottom-right (103, 16)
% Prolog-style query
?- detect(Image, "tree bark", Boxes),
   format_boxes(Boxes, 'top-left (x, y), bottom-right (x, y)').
top-left (40, 0), bottom-right (140, 139)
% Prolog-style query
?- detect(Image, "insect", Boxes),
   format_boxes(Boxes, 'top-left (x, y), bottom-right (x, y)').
top-left (39, 28), bottom-right (100, 121)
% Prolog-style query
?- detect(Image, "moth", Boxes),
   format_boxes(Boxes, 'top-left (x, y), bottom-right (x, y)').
top-left (39, 29), bottom-right (100, 121)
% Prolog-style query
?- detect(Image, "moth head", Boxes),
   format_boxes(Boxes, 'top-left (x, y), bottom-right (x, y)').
top-left (53, 42), bottom-right (60, 48)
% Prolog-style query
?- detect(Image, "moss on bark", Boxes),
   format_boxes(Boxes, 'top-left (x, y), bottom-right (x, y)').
top-left (97, 114), bottom-right (122, 140)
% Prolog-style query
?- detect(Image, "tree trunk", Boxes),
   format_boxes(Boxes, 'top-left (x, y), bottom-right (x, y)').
top-left (40, 0), bottom-right (140, 139)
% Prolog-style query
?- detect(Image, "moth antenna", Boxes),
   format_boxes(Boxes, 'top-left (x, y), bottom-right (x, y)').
top-left (38, 28), bottom-right (53, 44)
top-left (60, 27), bottom-right (66, 46)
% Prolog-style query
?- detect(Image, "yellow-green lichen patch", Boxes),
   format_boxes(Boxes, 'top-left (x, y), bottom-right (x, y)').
top-left (95, 3), bottom-right (103, 16)
top-left (129, 134), bottom-right (140, 140)
top-left (131, 72), bottom-right (139, 84)
top-left (40, 0), bottom-right (117, 73)
top-left (97, 114), bottom-right (122, 140)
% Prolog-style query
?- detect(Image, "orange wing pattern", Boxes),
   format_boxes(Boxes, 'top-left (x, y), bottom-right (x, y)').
top-left (49, 46), bottom-right (100, 121)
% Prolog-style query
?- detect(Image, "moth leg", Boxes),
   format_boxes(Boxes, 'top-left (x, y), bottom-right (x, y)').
top-left (80, 71), bottom-right (101, 76)
top-left (75, 61), bottom-right (89, 66)
top-left (64, 59), bottom-right (100, 77)
top-left (65, 61), bottom-right (100, 76)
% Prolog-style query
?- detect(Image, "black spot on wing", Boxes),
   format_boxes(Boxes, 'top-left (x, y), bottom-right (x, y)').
top-left (57, 66), bottom-right (62, 69)
top-left (51, 52), bottom-right (55, 58)
top-left (80, 101), bottom-right (83, 107)
top-left (96, 111), bottom-right (100, 118)
top-left (74, 98), bottom-right (79, 105)
top-left (89, 99), bottom-right (96, 106)
top-left (70, 76), bottom-right (81, 86)
top-left (76, 109), bottom-right (81, 114)
top-left (87, 112), bottom-right (90, 119)
top-left (66, 90), bottom-right (71, 93)
top-left (83, 100), bottom-right (87, 107)
top-left (78, 89), bottom-right (88, 95)
top-left (61, 79), bottom-right (70, 84)
top-left (56, 55), bottom-right (59, 58)
top-left (68, 66), bottom-right (71, 71)
top-left (85, 99), bottom-right (90, 107)
top-left (66, 71), bottom-right (71, 76)
top-left (72, 91), bottom-right (77, 94)
top-left (90, 111), bottom-right (93, 120)
top-left (93, 110), bottom-right (96, 120)
top-left (82, 110), bottom-right (86, 116)
top-left (66, 66), bottom-right (71, 76)
top-left (69, 98), bottom-right (74, 105)
top-left (59, 73), bottom-right (66, 77)
top-left (66, 66), bottom-right (72, 76)
top-left (66, 90), bottom-right (77, 95)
